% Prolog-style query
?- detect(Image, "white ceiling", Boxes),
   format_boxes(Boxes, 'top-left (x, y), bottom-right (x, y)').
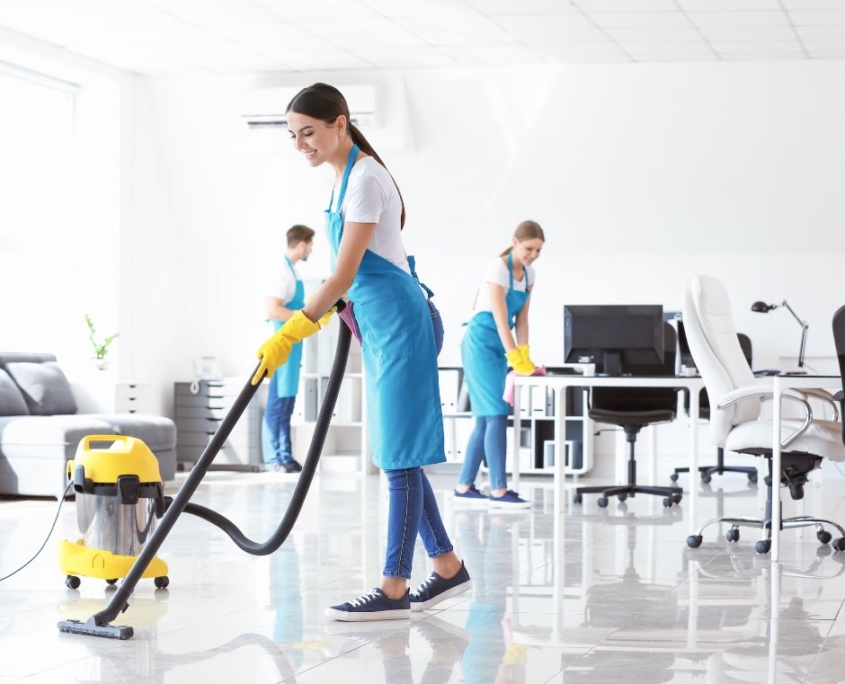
top-left (1, 0), bottom-right (845, 75)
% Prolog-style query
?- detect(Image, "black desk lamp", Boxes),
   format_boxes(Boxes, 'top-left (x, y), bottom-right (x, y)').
top-left (751, 300), bottom-right (808, 370)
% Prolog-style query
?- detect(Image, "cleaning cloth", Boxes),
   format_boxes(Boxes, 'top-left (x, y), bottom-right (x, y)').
top-left (503, 366), bottom-right (547, 405)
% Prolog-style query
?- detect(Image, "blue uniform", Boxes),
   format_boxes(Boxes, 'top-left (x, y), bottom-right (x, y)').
top-left (325, 145), bottom-right (445, 471)
top-left (272, 257), bottom-right (305, 398)
top-left (262, 256), bottom-right (305, 467)
top-left (461, 253), bottom-right (530, 417)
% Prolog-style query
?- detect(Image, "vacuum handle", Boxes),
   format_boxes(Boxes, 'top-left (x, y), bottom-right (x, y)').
top-left (77, 434), bottom-right (135, 453)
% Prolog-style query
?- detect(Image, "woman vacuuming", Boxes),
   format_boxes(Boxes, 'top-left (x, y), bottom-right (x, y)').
top-left (252, 83), bottom-right (471, 621)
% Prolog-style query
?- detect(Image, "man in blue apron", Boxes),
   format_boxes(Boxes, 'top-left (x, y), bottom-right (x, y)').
top-left (261, 224), bottom-right (314, 473)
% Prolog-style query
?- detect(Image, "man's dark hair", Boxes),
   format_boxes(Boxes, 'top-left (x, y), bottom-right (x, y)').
top-left (287, 224), bottom-right (315, 248)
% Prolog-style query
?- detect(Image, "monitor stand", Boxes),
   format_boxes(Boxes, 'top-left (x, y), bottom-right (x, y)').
top-left (599, 351), bottom-right (623, 377)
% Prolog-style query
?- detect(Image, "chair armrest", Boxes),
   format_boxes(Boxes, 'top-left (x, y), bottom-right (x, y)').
top-left (716, 385), bottom-right (813, 449)
top-left (799, 388), bottom-right (840, 422)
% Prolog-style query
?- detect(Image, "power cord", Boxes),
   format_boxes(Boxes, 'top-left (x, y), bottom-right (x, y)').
top-left (0, 482), bottom-right (73, 582)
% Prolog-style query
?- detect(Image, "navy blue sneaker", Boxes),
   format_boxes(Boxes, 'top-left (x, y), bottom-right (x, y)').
top-left (454, 485), bottom-right (488, 506)
top-left (488, 490), bottom-right (532, 509)
top-left (410, 561), bottom-right (473, 612)
top-left (325, 588), bottom-right (411, 622)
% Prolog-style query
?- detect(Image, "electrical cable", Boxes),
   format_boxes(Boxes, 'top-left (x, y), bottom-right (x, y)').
top-left (0, 482), bottom-right (73, 582)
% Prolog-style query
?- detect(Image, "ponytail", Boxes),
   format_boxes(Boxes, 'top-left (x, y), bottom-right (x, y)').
top-left (349, 123), bottom-right (406, 229)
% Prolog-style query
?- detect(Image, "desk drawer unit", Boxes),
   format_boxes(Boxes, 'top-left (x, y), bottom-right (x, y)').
top-left (174, 380), bottom-right (261, 470)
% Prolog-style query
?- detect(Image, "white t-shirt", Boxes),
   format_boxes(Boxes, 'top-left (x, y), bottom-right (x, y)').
top-left (471, 256), bottom-right (536, 317)
top-left (267, 258), bottom-right (300, 304)
top-left (339, 157), bottom-right (410, 275)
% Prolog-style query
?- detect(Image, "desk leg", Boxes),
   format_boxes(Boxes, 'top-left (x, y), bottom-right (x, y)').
top-left (555, 387), bottom-right (567, 516)
top-left (512, 384), bottom-right (521, 493)
top-left (772, 382), bottom-right (782, 563)
top-left (689, 389), bottom-right (699, 535)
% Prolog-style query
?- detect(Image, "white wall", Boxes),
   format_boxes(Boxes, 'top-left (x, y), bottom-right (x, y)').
top-left (123, 61), bottom-right (845, 430)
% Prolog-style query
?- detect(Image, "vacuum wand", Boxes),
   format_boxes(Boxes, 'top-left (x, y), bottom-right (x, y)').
top-left (58, 300), bottom-right (348, 640)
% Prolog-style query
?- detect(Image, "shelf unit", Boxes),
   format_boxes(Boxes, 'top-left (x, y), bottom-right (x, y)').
top-left (438, 366), bottom-right (594, 476)
top-left (294, 316), bottom-right (370, 474)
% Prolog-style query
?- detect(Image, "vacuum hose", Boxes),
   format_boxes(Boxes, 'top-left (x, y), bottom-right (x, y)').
top-left (60, 302), bottom-right (350, 639)
top-left (182, 317), bottom-right (351, 554)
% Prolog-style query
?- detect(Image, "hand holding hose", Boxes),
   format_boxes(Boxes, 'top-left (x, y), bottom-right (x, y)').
top-left (252, 311), bottom-right (321, 385)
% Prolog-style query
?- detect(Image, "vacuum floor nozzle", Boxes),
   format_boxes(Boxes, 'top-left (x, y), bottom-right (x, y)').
top-left (57, 617), bottom-right (134, 640)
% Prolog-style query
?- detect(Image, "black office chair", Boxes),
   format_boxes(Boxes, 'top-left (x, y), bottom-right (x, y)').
top-left (671, 333), bottom-right (758, 485)
top-left (574, 323), bottom-right (684, 508)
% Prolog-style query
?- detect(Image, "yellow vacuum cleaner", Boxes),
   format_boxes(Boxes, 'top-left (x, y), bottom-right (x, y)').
top-left (59, 435), bottom-right (169, 590)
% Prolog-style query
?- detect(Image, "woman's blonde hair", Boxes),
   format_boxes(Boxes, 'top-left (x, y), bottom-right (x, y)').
top-left (501, 220), bottom-right (545, 256)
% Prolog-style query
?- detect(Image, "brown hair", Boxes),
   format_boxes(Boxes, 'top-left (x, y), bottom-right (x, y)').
top-left (287, 224), bottom-right (315, 248)
top-left (287, 83), bottom-right (406, 228)
top-left (500, 220), bottom-right (545, 256)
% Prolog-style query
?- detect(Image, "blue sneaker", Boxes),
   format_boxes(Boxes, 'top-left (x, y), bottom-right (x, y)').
top-left (488, 490), bottom-right (532, 509)
top-left (454, 484), bottom-right (488, 506)
top-left (325, 588), bottom-right (410, 622)
top-left (410, 561), bottom-right (473, 612)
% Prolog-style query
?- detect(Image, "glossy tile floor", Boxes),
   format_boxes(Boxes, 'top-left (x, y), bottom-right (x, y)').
top-left (2, 466), bottom-right (845, 683)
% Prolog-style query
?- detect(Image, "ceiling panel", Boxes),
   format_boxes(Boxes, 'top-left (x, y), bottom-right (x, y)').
top-left (0, 0), bottom-right (843, 73)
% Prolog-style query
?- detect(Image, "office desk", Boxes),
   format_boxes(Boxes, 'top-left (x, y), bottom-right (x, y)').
top-left (771, 374), bottom-right (842, 563)
top-left (513, 374), bottom-right (706, 534)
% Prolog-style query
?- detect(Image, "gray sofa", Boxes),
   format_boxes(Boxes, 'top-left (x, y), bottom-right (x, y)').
top-left (0, 352), bottom-right (176, 498)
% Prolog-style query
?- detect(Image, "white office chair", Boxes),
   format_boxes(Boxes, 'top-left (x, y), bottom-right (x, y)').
top-left (682, 275), bottom-right (845, 554)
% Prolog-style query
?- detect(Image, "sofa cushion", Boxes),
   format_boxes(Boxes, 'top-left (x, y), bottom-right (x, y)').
top-left (88, 414), bottom-right (177, 450)
top-left (0, 369), bottom-right (29, 417)
top-left (4, 362), bottom-right (78, 416)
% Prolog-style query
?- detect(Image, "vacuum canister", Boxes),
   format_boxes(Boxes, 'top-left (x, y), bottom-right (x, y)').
top-left (68, 435), bottom-right (165, 557)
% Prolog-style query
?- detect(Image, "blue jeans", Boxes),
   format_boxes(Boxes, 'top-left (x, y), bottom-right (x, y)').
top-left (263, 373), bottom-right (296, 465)
top-left (383, 467), bottom-right (453, 580)
top-left (459, 416), bottom-right (507, 491)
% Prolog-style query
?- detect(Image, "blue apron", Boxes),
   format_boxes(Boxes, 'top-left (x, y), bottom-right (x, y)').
top-left (461, 252), bottom-right (530, 417)
top-left (326, 145), bottom-right (445, 470)
top-left (272, 256), bottom-right (305, 398)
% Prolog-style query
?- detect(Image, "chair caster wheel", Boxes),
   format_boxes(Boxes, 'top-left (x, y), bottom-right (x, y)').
top-left (597, 497), bottom-right (608, 508)
top-left (155, 576), bottom-right (170, 589)
top-left (662, 497), bottom-right (672, 508)
top-left (726, 528), bottom-right (740, 543)
top-left (672, 493), bottom-right (682, 504)
top-left (573, 493), bottom-right (583, 505)
top-left (670, 473), bottom-right (679, 482)
top-left (687, 535), bottom-right (703, 549)
top-left (817, 530), bottom-right (832, 545)
top-left (617, 493), bottom-right (628, 502)
top-left (748, 472), bottom-right (758, 484)
top-left (833, 538), bottom-right (845, 552)
top-left (65, 575), bottom-right (80, 590)
top-left (700, 472), bottom-right (712, 484)
top-left (755, 540), bottom-right (772, 554)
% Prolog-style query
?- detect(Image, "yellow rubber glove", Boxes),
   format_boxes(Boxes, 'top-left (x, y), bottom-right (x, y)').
top-left (517, 343), bottom-right (537, 370)
top-left (252, 310), bottom-right (320, 385)
top-left (505, 347), bottom-right (536, 376)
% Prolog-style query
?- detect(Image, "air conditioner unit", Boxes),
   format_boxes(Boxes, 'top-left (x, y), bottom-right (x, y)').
top-left (240, 85), bottom-right (378, 130)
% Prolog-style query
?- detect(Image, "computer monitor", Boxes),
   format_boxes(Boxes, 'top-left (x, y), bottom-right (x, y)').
top-left (564, 305), bottom-right (664, 376)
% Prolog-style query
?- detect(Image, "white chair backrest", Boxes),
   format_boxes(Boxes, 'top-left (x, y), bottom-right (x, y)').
top-left (683, 275), bottom-right (760, 446)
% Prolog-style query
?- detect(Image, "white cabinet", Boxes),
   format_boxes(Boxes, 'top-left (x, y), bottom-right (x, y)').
top-left (115, 383), bottom-right (150, 414)
top-left (294, 316), bottom-right (370, 474)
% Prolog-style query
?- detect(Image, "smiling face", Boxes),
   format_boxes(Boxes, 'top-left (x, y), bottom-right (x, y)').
top-left (513, 237), bottom-right (544, 266)
top-left (287, 111), bottom-right (346, 167)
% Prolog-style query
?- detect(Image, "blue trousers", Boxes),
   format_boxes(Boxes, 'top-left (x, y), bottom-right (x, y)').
top-left (263, 373), bottom-right (296, 466)
top-left (383, 467), bottom-right (453, 580)
top-left (459, 415), bottom-right (507, 491)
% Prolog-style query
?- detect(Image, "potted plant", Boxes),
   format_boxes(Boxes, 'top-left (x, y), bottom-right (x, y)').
top-left (85, 314), bottom-right (119, 371)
